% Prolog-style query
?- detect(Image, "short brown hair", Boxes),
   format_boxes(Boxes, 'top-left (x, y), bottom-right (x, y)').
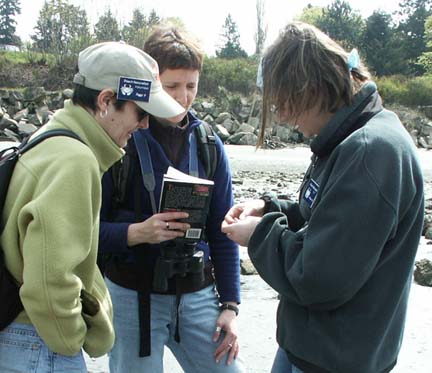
top-left (144, 25), bottom-right (203, 73)
top-left (258, 22), bottom-right (370, 147)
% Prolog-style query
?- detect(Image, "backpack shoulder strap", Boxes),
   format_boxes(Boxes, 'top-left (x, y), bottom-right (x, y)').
top-left (194, 121), bottom-right (217, 180)
top-left (0, 129), bottom-right (84, 215)
top-left (20, 129), bottom-right (84, 154)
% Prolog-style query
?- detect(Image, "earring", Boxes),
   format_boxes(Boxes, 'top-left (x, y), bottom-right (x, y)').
top-left (99, 109), bottom-right (108, 119)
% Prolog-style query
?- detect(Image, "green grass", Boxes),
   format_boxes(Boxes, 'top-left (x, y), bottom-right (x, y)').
top-left (0, 50), bottom-right (56, 65)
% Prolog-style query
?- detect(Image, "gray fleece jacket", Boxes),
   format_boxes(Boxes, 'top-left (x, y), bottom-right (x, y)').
top-left (248, 83), bottom-right (424, 373)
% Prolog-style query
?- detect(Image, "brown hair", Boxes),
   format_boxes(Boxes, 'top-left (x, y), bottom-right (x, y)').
top-left (258, 22), bottom-right (370, 147)
top-left (144, 25), bottom-right (203, 73)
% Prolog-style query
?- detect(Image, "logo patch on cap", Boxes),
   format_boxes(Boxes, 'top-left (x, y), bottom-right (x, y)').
top-left (117, 76), bottom-right (151, 102)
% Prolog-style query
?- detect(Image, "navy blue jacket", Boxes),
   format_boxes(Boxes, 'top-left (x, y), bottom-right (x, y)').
top-left (99, 112), bottom-right (240, 303)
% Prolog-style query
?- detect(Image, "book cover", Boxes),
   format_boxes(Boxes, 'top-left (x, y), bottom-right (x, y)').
top-left (159, 167), bottom-right (214, 241)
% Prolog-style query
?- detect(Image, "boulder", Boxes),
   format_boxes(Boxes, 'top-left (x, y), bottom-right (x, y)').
top-left (414, 259), bottom-right (432, 287)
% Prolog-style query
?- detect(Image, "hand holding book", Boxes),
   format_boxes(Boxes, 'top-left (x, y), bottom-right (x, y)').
top-left (159, 167), bottom-right (214, 241)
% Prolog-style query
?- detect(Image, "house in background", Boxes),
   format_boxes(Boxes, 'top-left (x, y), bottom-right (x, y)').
top-left (0, 44), bottom-right (20, 52)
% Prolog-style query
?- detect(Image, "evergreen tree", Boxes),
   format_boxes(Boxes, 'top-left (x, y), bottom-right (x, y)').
top-left (216, 14), bottom-right (247, 59)
top-left (362, 11), bottom-right (404, 76)
top-left (94, 9), bottom-right (121, 42)
top-left (122, 8), bottom-right (161, 49)
top-left (418, 15), bottom-right (432, 73)
top-left (317, 0), bottom-right (364, 49)
top-left (396, 0), bottom-right (432, 74)
top-left (0, 0), bottom-right (21, 45)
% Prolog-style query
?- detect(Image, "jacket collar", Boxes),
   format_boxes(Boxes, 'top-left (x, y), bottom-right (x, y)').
top-left (47, 100), bottom-right (124, 173)
top-left (310, 82), bottom-right (383, 158)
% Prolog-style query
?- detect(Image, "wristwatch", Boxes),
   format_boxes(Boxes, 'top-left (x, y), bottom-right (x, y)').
top-left (220, 303), bottom-right (239, 316)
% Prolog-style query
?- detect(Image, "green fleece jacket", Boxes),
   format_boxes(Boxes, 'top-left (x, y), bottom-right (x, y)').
top-left (1, 100), bottom-right (123, 357)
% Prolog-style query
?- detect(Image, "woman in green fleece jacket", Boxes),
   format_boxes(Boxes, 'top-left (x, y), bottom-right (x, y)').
top-left (222, 22), bottom-right (424, 373)
top-left (0, 42), bottom-right (183, 372)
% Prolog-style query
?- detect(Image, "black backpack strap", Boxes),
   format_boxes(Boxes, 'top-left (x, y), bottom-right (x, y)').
top-left (20, 129), bottom-right (84, 154)
top-left (195, 122), bottom-right (217, 180)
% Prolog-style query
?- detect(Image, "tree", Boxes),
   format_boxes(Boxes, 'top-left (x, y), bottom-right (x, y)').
top-left (418, 15), bottom-right (432, 73)
top-left (254, 0), bottom-right (267, 56)
top-left (122, 8), bottom-right (147, 48)
top-left (31, 0), bottom-right (92, 61)
top-left (122, 8), bottom-right (162, 49)
top-left (362, 11), bottom-right (405, 76)
top-left (0, 0), bottom-right (21, 45)
top-left (317, 0), bottom-right (364, 49)
top-left (396, 0), bottom-right (432, 75)
top-left (94, 9), bottom-right (121, 42)
top-left (295, 4), bottom-right (324, 26)
top-left (216, 14), bottom-right (247, 59)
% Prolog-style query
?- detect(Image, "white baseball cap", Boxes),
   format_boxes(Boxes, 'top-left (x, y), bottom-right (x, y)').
top-left (73, 41), bottom-right (184, 118)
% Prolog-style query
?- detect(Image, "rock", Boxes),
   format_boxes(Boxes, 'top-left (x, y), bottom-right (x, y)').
top-left (0, 115), bottom-right (18, 131)
top-left (414, 259), bottom-right (432, 286)
top-left (12, 108), bottom-right (28, 122)
top-left (228, 132), bottom-right (257, 145)
top-left (418, 136), bottom-right (431, 149)
top-left (236, 123), bottom-right (255, 134)
top-left (17, 121), bottom-right (38, 135)
top-left (238, 133), bottom-right (258, 145)
top-left (215, 112), bottom-right (231, 124)
top-left (240, 258), bottom-right (258, 275)
top-left (214, 124), bottom-right (230, 141)
top-left (62, 88), bottom-right (74, 99)
top-left (222, 118), bottom-right (237, 134)
top-left (248, 116), bottom-right (260, 129)
top-left (425, 226), bottom-right (432, 240)
top-left (202, 114), bottom-right (215, 125)
top-left (23, 87), bottom-right (45, 102)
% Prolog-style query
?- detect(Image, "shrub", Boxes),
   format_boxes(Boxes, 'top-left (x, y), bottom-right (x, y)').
top-left (200, 56), bottom-right (259, 97)
top-left (376, 75), bottom-right (432, 107)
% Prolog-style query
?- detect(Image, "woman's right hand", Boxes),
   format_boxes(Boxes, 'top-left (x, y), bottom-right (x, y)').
top-left (223, 199), bottom-right (265, 225)
top-left (127, 212), bottom-right (190, 246)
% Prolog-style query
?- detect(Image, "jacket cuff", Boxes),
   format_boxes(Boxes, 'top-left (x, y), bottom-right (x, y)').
top-left (260, 193), bottom-right (281, 214)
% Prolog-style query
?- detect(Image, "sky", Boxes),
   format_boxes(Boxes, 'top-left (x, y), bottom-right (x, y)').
top-left (16, 0), bottom-right (401, 56)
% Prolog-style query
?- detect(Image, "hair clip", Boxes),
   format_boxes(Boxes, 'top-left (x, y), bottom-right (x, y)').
top-left (347, 48), bottom-right (360, 71)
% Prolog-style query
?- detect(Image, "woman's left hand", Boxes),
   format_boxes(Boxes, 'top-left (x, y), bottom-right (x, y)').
top-left (221, 216), bottom-right (262, 247)
top-left (213, 309), bottom-right (239, 365)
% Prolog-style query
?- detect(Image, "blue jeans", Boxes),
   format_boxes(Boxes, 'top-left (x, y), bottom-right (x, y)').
top-left (0, 322), bottom-right (87, 373)
top-left (271, 347), bottom-right (304, 373)
top-left (106, 278), bottom-right (245, 372)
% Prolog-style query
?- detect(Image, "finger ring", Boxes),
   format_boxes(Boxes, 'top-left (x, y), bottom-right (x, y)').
top-left (228, 343), bottom-right (233, 348)
top-left (166, 222), bottom-right (170, 230)
top-left (215, 326), bottom-right (222, 332)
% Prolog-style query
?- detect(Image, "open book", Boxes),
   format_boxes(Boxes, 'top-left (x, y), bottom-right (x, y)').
top-left (159, 167), bottom-right (214, 241)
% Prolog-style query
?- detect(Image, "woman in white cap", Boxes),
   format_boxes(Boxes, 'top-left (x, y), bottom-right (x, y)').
top-left (0, 41), bottom-right (183, 372)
